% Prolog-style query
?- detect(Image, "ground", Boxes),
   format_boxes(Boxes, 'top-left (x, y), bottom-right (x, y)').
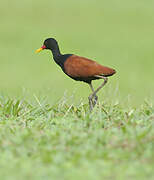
top-left (0, 97), bottom-right (153, 180)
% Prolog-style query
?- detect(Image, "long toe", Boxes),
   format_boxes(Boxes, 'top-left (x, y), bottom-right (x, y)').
top-left (89, 100), bottom-right (93, 112)
top-left (88, 96), bottom-right (93, 112)
top-left (94, 95), bottom-right (98, 103)
top-left (91, 95), bottom-right (98, 107)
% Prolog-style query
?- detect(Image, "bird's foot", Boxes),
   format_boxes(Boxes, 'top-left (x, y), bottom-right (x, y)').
top-left (93, 94), bottom-right (98, 105)
top-left (88, 94), bottom-right (98, 112)
top-left (88, 95), bottom-right (93, 112)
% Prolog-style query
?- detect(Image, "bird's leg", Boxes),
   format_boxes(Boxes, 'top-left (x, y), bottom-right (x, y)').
top-left (88, 83), bottom-right (94, 111)
top-left (88, 77), bottom-right (108, 111)
top-left (88, 95), bottom-right (93, 112)
top-left (88, 82), bottom-right (98, 111)
top-left (90, 83), bottom-right (98, 105)
top-left (92, 76), bottom-right (108, 96)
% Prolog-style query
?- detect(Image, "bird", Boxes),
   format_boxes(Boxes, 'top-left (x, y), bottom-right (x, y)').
top-left (36, 38), bottom-right (116, 111)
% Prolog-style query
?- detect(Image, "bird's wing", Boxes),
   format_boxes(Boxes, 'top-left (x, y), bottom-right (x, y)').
top-left (64, 55), bottom-right (116, 78)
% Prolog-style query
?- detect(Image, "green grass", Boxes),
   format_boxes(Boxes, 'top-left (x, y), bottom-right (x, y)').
top-left (0, 97), bottom-right (154, 180)
top-left (0, 0), bottom-right (154, 179)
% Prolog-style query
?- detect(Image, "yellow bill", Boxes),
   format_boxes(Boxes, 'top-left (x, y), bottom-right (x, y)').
top-left (35, 45), bottom-right (46, 53)
top-left (35, 47), bottom-right (43, 53)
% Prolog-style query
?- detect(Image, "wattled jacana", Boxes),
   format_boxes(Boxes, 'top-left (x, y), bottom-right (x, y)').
top-left (36, 38), bottom-right (116, 111)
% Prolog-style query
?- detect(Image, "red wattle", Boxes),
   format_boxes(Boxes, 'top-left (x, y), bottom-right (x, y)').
top-left (41, 45), bottom-right (46, 49)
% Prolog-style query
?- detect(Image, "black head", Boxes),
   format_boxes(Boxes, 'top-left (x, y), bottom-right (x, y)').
top-left (36, 37), bottom-right (59, 53)
top-left (43, 38), bottom-right (58, 50)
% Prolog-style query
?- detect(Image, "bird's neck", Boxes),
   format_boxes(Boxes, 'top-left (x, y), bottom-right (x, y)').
top-left (50, 46), bottom-right (62, 63)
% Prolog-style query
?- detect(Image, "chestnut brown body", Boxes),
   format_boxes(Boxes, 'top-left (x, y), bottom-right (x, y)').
top-left (64, 55), bottom-right (116, 83)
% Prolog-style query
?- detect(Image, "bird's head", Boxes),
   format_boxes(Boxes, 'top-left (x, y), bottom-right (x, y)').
top-left (36, 38), bottom-right (58, 53)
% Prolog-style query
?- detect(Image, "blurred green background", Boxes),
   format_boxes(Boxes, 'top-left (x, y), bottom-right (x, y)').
top-left (1, 0), bottom-right (154, 105)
